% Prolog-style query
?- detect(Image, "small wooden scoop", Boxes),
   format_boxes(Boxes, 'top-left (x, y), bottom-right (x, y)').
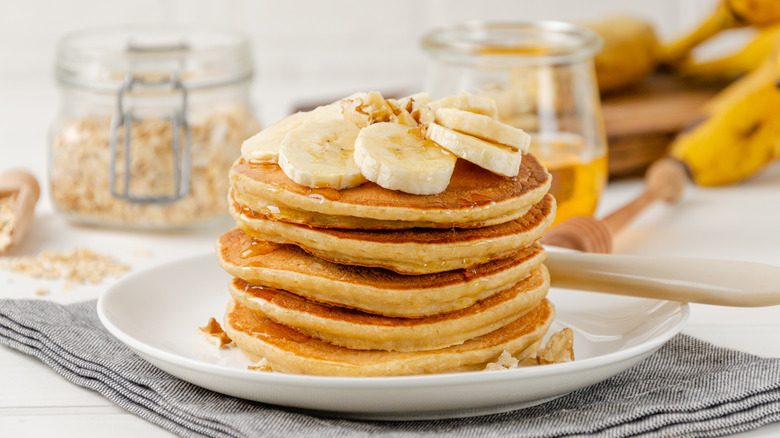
top-left (541, 157), bottom-right (689, 253)
top-left (0, 169), bottom-right (40, 254)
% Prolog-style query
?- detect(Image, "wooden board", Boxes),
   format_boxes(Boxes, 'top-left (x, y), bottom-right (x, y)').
top-left (601, 73), bottom-right (725, 178)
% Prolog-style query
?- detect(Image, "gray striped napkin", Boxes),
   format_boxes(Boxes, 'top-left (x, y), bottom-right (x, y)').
top-left (2, 298), bottom-right (780, 437)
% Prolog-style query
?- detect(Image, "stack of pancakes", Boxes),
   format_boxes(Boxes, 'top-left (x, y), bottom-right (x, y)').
top-left (216, 110), bottom-right (557, 377)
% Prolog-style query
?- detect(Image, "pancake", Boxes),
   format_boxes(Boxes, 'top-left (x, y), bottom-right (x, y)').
top-left (229, 154), bottom-right (551, 229)
top-left (231, 193), bottom-right (556, 274)
top-left (231, 190), bottom-right (534, 230)
top-left (228, 265), bottom-right (549, 352)
top-left (223, 298), bottom-right (555, 376)
top-left (216, 228), bottom-right (547, 317)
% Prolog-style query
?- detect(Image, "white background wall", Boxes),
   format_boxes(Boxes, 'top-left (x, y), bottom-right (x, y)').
top-left (1, 0), bottom-right (720, 170)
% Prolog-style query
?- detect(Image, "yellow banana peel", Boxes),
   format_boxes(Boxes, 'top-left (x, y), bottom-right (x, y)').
top-left (661, 0), bottom-right (780, 65)
top-left (670, 54), bottom-right (780, 185)
top-left (584, 15), bottom-right (660, 94)
top-left (728, 0), bottom-right (780, 26)
top-left (676, 23), bottom-right (780, 81)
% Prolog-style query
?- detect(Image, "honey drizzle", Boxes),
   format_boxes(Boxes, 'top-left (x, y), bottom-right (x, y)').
top-left (239, 238), bottom-right (279, 258)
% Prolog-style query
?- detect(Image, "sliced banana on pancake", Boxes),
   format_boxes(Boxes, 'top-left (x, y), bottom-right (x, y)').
top-left (278, 119), bottom-right (367, 190)
top-left (397, 92), bottom-right (432, 106)
top-left (241, 103), bottom-right (343, 163)
top-left (434, 107), bottom-right (531, 152)
top-left (354, 122), bottom-right (456, 195)
top-left (426, 122), bottom-right (523, 177)
top-left (427, 92), bottom-right (498, 118)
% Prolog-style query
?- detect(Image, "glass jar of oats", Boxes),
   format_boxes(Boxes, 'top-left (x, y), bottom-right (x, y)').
top-left (50, 25), bottom-right (258, 229)
top-left (422, 21), bottom-right (608, 226)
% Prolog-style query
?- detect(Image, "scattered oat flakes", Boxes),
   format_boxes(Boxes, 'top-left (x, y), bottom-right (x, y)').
top-left (0, 193), bottom-right (17, 252)
top-left (33, 288), bottom-right (49, 296)
top-left (248, 357), bottom-right (273, 372)
top-left (198, 317), bottom-right (232, 348)
top-left (49, 107), bottom-right (258, 226)
top-left (0, 248), bottom-right (129, 285)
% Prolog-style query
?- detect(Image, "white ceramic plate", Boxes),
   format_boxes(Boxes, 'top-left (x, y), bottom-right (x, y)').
top-left (97, 252), bottom-right (689, 420)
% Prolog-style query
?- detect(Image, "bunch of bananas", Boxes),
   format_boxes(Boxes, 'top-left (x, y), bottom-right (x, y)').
top-left (661, 0), bottom-right (780, 66)
top-left (670, 56), bottom-right (780, 186)
top-left (662, 0), bottom-right (780, 185)
top-left (584, 15), bottom-right (660, 94)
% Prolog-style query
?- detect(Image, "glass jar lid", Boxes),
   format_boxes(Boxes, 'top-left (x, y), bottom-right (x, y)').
top-left (422, 21), bottom-right (602, 65)
top-left (56, 24), bottom-right (253, 91)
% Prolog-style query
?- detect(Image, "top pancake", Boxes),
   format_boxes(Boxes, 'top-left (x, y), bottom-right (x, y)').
top-left (229, 154), bottom-right (551, 229)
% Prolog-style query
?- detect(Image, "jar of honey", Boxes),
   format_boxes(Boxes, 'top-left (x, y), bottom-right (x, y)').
top-left (422, 21), bottom-right (608, 225)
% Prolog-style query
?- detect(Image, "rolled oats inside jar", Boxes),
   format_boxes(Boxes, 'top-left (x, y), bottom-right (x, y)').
top-left (50, 25), bottom-right (259, 229)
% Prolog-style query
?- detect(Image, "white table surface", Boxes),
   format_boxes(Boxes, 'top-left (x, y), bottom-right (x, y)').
top-left (2, 80), bottom-right (780, 437)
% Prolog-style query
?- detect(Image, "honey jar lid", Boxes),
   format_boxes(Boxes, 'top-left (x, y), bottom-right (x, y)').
top-left (422, 21), bottom-right (602, 65)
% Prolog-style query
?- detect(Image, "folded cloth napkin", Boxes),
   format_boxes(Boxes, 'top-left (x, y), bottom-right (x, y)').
top-left (2, 299), bottom-right (780, 438)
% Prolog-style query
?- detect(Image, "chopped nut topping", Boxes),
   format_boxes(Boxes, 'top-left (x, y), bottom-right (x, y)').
top-left (198, 317), bottom-right (232, 348)
top-left (485, 350), bottom-right (520, 370)
top-left (484, 328), bottom-right (576, 371)
top-left (536, 328), bottom-right (575, 365)
top-left (248, 357), bottom-right (273, 372)
top-left (396, 95), bottom-right (435, 127)
top-left (341, 91), bottom-right (419, 128)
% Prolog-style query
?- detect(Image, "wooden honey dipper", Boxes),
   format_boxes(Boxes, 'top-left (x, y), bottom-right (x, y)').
top-left (541, 157), bottom-right (689, 253)
top-left (0, 169), bottom-right (40, 254)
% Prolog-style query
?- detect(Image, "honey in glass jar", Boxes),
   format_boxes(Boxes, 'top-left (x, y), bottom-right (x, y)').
top-left (422, 21), bottom-right (608, 225)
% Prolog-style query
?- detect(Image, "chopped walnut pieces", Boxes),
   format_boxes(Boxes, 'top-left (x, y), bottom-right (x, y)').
top-left (396, 94), bottom-right (435, 127)
top-left (340, 91), bottom-right (419, 128)
top-left (198, 317), bottom-right (232, 348)
top-left (536, 328), bottom-right (575, 365)
top-left (485, 350), bottom-right (520, 370)
top-left (483, 328), bottom-right (576, 371)
top-left (248, 357), bottom-right (273, 372)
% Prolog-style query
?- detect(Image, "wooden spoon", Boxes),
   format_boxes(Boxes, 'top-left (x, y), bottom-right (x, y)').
top-left (546, 250), bottom-right (780, 307)
top-left (0, 169), bottom-right (40, 254)
top-left (541, 157), bottom-right (688, 253)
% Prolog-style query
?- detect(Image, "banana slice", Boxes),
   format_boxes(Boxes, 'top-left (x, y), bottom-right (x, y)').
top-left (241, 103), bottom-right (342, 162)
top-left (434, 107), bottom-right (531, 152)
top-left (397, 92), bottom-right (432, 107)
top-left (278, 119), bottom-right (367, 190)
top-left (354, 122), bottom-right (456, 195)
top-left (426, 122), bottom-right (523, 177)
top-left (427, 93), bottom-right (498, 118)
